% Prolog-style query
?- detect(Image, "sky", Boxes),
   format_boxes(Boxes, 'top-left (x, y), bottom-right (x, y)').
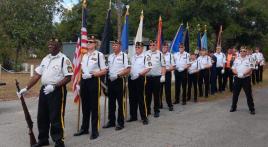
top-left (53, 0), bottom-right (79, 23)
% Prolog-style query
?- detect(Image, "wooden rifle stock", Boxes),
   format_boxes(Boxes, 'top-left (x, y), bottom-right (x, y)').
top-left (15, 80), bottom-right (37, 146)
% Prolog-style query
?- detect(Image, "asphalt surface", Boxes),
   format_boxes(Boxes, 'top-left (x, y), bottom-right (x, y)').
top-left (0, 86), bottom-right (268, 147)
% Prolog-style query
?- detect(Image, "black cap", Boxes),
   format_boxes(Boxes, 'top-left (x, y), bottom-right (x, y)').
top-left (135, 42), bottom-right (143, 46)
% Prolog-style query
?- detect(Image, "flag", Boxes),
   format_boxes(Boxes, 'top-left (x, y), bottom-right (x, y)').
top-left (184, 23), bottom-right (190, 52)
top-left (121, 6), bottom-right (130, 53)
top-left (80, 0), bottom-right (88, 54)
top-left (128, 10), bottom-right (143, 57)
top-left (201, 31), bottom-right (208, 50)
top-left (72, 38), bottom-right (82, 103)
top-left (170, 24), bottom-right (184, 53)
top-left (197, 31), bottom-right (202, 50)
top-left (217, 25), bottom-right (223, 47)
top-left (99, 8), bottom-right (112, 55)
top-left (156, 16), bottom-right (163, 50)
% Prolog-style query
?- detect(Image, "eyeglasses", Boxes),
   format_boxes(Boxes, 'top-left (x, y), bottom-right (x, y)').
top-left (88, 41), bottom-right (96, 44)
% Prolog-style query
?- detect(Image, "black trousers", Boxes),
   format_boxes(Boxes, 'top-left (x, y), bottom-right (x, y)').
top-left (259, 65), bottom-right (264, 82)
top-left (231, 77), bottom-right (255, 111)
top-left (187, 73), bottom-right (198, 101)
top-left (198, 69), bottom-right (210, 97)
top-left (80, 77), bottom-right (100, 134)
top-left (174, 70), bottom-right (188, 103)
top-left (38, 85), bottom-right (67, 143)
top-left (216, 67), bottom-right (224, 92)
top-left (160, 71), bottom-right (173, 107)
top-left (252, 69), bottom-right (257, 85)
top-left (128, 76), bottom-right (147, 120)
top-left (255, 64), bottom-right (261, 83)
top-left (210, 69), bottom-right (217, 95)
top-left (108, 78), bottom-right (125, 126)
top-left (223, 68), bottom-right (233, 92)
top-left (145, 76), bottom-right (161, 114)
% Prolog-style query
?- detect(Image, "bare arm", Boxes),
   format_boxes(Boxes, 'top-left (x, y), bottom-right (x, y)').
top-left (161, 67), bottom-right (166, 76)
top-left (92, 69), bottom-right (107, 77)
top-left (118, 67), bottom-right (131, 77)
top-left (55, 75), bottom-right (72, 88)
top-left (139, 68), bottom-right (151, 76)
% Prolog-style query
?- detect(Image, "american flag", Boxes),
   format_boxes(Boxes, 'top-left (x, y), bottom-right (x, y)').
top-left (72, 38), bottom-right (82, 103)
top-left (72, 0), bottom-right (88, 103)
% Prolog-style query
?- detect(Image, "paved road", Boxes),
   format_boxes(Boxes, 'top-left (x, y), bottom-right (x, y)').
top-left (0, 86), bottom-right (268, 147)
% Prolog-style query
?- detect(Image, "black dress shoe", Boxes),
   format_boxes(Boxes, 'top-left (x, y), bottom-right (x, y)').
top-left (90, 132), bottom-right (99, 140)
top-left (73, 129), bottom-right (89, 136)
top-left (142, 119), bottom-right (149, 125)
top-left (115, 125), bottom-right (124, 131)
top-left (126, 118), bottom-right (137, 122)
top-left (194, 99), bottom-right (197, 103)
top-left (55, 141), bottom-right (65, 147)
top-left (102, 122), bottom-right (115, 128)
top-left (154, 112), bottom-right (160, 118)
top-left (250, 110), bottom-right (256, 115)
top-left (31, 140), bottom-right (49, 147)
top-left (159, 105), bottom-right (163, 109)
top-left (173, 101), bottom-right (180, 104)
top-left (182, 102), bottom-right (186, 105)
top-left (169, 107), bottom-right (174, 111)
top-left (230, 108), bottom-right (236, 112)
top-left (147, 111), bottom-right (151, 115)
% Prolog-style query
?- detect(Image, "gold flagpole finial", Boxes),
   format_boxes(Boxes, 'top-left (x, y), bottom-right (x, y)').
top-left (126, 5), bottom-right (130, 15)
top-left (140, 10), bottom-right (144, 19)
top-left (159, 15), bottom-right (162, 21)
top-left (187, 22), bottom-right (189, 29)
top-left (204, 25), bottom-right (207, 32)
top-left (82, 0), bottom-right (87, 8)
top-left (197, 24), bottom-right (201, 31)
top-left (109, 0), bottom-right (112, 10)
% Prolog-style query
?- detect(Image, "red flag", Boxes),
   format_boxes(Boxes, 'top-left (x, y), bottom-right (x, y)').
top-left (156, 16), bottom-right (163, 50)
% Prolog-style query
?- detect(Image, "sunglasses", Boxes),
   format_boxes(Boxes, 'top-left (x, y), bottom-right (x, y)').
top-left (135, 46), bottom-right (142, 48)
top-left (88, 41), bottom-right (96, 44)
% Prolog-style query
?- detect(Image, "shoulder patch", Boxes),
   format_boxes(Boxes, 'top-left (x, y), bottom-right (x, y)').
top-left (66, 60), bottom-right (71, 65)
top-left (67, 66), bottom-right (73, 73)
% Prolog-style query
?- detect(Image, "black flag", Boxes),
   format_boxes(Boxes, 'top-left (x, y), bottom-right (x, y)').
top-left (99, 8), bottom-right (112, 55)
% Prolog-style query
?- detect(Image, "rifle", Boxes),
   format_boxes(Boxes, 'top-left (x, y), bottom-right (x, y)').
top-left (15, 79), bottom-right (37, 146)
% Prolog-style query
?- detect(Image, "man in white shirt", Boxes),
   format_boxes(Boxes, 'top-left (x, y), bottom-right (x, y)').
top-left (214, 46), bottom-right (226, 92)
top-left (173, 43), bottom-right (190, 105)
top-left (128, 42), bottom-right (152, 125)
top-left (230, 47), bottom-right (255, 115)
top-left (17, 38), bottom-right (73, 147)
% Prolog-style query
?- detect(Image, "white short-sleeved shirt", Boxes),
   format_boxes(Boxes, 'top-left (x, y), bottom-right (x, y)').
top-left (146, 50), bottom-right (166, 76)
top-left (188, 60), bottom-right (200, 74)
top-left (130, 52), bottom-right (152, 76)
top-left (108, 52), bottom-right (130, 77)
top-left (253, 52), bottom-right (265, 65)
top-left (164, 52), bottom-right (175, 70)
top-left (80, 50), bottom-right (106, 75)
top-left (214, 52), bottom-right (226, 67)
top-left (232, 56), bottom-right (254, 78)
top-left (35, 52), bottom-right (73, 85)
top-left (197, 55), bottom-right (212, 70)
top-left (174, 51), bottom-right (190, 71)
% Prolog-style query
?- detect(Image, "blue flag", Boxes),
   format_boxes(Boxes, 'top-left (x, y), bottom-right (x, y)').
top-left (121, 15), bottom-right (129, 53)
top-left (184, 27), bottom-right (190, 52)
top-left (197, 31), bottom-right (201, 50)
top-left (170, 24), bottom-right (184, 53)
top-left (201, 32), bottom-right (208, 50)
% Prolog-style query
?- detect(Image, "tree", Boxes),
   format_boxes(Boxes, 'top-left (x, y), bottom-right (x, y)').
top-left (0, 0), bottom-right (62, 69)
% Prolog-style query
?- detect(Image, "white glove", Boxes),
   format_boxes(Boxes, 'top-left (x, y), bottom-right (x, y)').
top-left (43, 85), bottom-right (55, 95)
top-left (82, 73), bottom-right (92, 79)
top-left (16, 87), bottom-right (28, 99)
top-left (221, 69), bottom-right (225, 74)
top-left (256, 66), bottom-right (258, 70)
top-left (131, 73), bottom-right (139, 80)
top-left (76, 85), bottom-right (80, 92)
top-left (237, 72), bottom-right (244, 78)
top-left (160, 75), bottom-right (166, 83)
top-left (109, 74), bottom-right (118, 82)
